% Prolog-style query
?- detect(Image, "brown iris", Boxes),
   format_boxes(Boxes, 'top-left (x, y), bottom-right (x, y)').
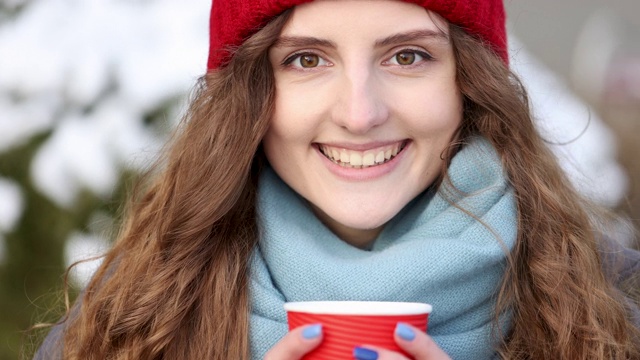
top-left (395, 52), bottom-right (415, 65)
top-left (300, 54), bottom-right (320, 68)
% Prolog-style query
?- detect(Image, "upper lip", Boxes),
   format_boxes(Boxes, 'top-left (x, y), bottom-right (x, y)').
top-left (315, 139), bottom-right (407, 151)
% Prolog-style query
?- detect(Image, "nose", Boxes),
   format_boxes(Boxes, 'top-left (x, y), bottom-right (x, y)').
top-left (331, 66), bottom-right (389, 134)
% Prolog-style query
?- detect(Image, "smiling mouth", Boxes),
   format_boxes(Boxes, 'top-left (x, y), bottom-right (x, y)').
top-left (318, 141), bottom-right (408, 169)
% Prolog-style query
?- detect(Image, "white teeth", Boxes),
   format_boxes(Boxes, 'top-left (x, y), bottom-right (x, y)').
top-left (340, 150), bottom-right (349, 163)
top-left (362, 153), bottom-right (375, 167)
top-left (350, 152), bottom-right (362, 166)
top-left (331, 148), bottom-right (340, 161)
top-left (320, 142), bottom-right (406, 168)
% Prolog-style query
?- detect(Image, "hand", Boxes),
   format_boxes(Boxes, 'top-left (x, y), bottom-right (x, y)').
top-left (264, 324), bottom-right (323, 360)
top-left (353, 323), bottom-right (451, 360)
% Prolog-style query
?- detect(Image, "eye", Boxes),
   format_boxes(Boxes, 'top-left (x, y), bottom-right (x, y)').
top-left (387, 50), bottom-right (432, 66)
top-left (395, 52), bottom-right (417, 65)
top-left (283, 53), bottom-right (330, 69)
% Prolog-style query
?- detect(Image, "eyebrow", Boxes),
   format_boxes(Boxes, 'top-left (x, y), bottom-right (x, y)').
top-left (273, 29), bottom-right (448, 50)
top-left (374, 29), bottom-right (449, 47)
top-left (273, 36), bottom-right (337, 49)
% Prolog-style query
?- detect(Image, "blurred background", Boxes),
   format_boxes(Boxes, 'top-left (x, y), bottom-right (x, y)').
top-left (0, 0), bottom-right (638, 358)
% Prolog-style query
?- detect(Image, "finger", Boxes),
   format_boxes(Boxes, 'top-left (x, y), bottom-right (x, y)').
top-left (353, 345), bottom-right (408, 360)
top-left (264, 323), bottom-right (323, 360)
top-left (394, 323), bottom-right (450, 360)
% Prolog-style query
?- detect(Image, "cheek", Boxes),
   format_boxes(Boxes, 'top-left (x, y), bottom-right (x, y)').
top-left (401, 89), bottom-right (463, 134)
top-left (263, 94), bottom-right (316, 162)
top-left (269, 86), bottom-right (329, 142)
top-left (430, 96), bottom-right (463, 131)
top-left (386, 73), bottom-right (461, 120)
top-left (263, 98), bottom-right (290, 162)
top-left (266, 95), bottom-right (303, 143)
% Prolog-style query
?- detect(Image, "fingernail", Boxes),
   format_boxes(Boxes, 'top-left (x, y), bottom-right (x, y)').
top-left (353, 347), bottom-right (379, 360)
top-left (395, 322), bottom-right (416, 341)
top-left (302, 324), bottom-right (322, 339)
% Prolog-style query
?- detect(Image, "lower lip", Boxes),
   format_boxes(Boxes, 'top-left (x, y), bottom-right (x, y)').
top-left (316, 141), bottom-right (410, 181)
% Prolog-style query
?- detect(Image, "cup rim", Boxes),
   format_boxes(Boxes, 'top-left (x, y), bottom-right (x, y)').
top-left (284, 301), bottom-right (432, 315)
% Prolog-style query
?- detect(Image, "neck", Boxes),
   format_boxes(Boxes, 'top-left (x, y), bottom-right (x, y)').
top-left (309, 204), bottom-right (383, 249)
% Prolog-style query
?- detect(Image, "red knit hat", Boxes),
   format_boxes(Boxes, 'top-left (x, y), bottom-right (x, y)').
top-left (207, 0), bottom-right (507, 70)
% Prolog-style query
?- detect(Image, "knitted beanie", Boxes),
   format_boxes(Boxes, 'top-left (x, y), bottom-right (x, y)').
top-left (208, 0), bottom-right (507, 70)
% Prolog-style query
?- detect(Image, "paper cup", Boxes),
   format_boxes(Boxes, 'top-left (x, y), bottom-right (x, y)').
top-left (284, 301), bottom-right (432, 360)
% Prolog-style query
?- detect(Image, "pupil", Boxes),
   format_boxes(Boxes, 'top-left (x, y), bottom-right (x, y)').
top-left (301, 55), bottom-right (319, 68)
top-left (397, 52), bottom-right (415, 65)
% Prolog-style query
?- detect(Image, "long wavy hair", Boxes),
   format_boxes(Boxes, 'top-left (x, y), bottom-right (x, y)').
top-left (449, 25), bottom-right (640, 358)
top-left (50, 9), bottom-right (639, 360)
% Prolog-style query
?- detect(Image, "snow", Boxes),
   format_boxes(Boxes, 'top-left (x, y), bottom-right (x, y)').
top-left (0, 0), bottom-right (209, 206)
top-left (30, 99), bottom-right (163, 207)
top-left (510, 38), bottom-right (628, 207)
top-left (0, 0), bottom-right (210, 275)
top-left (0, 177), bottom-right (24, 232)
top-left (30, 113), bottom-right (122, 207)
top-left (0, 177), bottom-right (24, 266)
top-left (0, 94), bottom-right (59, 152)
top-left (64, 231), bottom-right (110, 288)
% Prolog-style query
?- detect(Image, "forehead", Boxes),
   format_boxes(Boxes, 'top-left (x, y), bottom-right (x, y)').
top-left (281, 0), bottom-right (449, 39)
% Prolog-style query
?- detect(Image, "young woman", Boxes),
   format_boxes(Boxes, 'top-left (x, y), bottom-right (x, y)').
top-left (36, 0), bottom-right (640, 359)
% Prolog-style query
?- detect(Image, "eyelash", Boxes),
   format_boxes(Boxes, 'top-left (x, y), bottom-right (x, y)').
top-left (282, 51), bottom-right (329, 69)
top-left (280, 48), bottom-right (435, 70)
top-left (385, 48), bottom-right (434, 66)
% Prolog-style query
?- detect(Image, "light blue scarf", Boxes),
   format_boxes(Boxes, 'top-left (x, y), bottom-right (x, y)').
top-left (249, 138), bottom-right (517, 359)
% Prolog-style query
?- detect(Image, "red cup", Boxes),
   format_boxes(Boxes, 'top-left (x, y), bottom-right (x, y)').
top-left (284, 301), bottom-right (432, 360)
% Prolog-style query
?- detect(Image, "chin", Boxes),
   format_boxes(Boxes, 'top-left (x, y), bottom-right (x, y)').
top-left (328, 208), bottom-right (398, 231)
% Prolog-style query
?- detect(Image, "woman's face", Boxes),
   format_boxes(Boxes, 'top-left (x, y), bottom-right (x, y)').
top-left (264, 0), bottom-right (462, 247)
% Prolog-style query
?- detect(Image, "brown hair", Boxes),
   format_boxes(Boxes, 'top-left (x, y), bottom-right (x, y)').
top-left (57, 10), bottom-right (292, 360)
top-left (48, 10), bottom-right (639, 360)
top-left (449, 24), bottom-right (640, 358)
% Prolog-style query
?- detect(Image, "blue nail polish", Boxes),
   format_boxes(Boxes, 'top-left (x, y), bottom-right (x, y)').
top-left (353, 347), bottom-right (379, 360)
top-left (395, 323), bottom-right (416, 341)
top-left (302, 324), bottom-right (322, 339)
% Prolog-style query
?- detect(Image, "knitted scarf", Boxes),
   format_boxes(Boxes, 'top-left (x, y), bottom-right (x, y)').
top-left (249, 138), bottom-right (517, 359)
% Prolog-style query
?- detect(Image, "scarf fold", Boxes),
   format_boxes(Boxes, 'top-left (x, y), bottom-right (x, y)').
top-left (249, 138), bottom-right (517, 359)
